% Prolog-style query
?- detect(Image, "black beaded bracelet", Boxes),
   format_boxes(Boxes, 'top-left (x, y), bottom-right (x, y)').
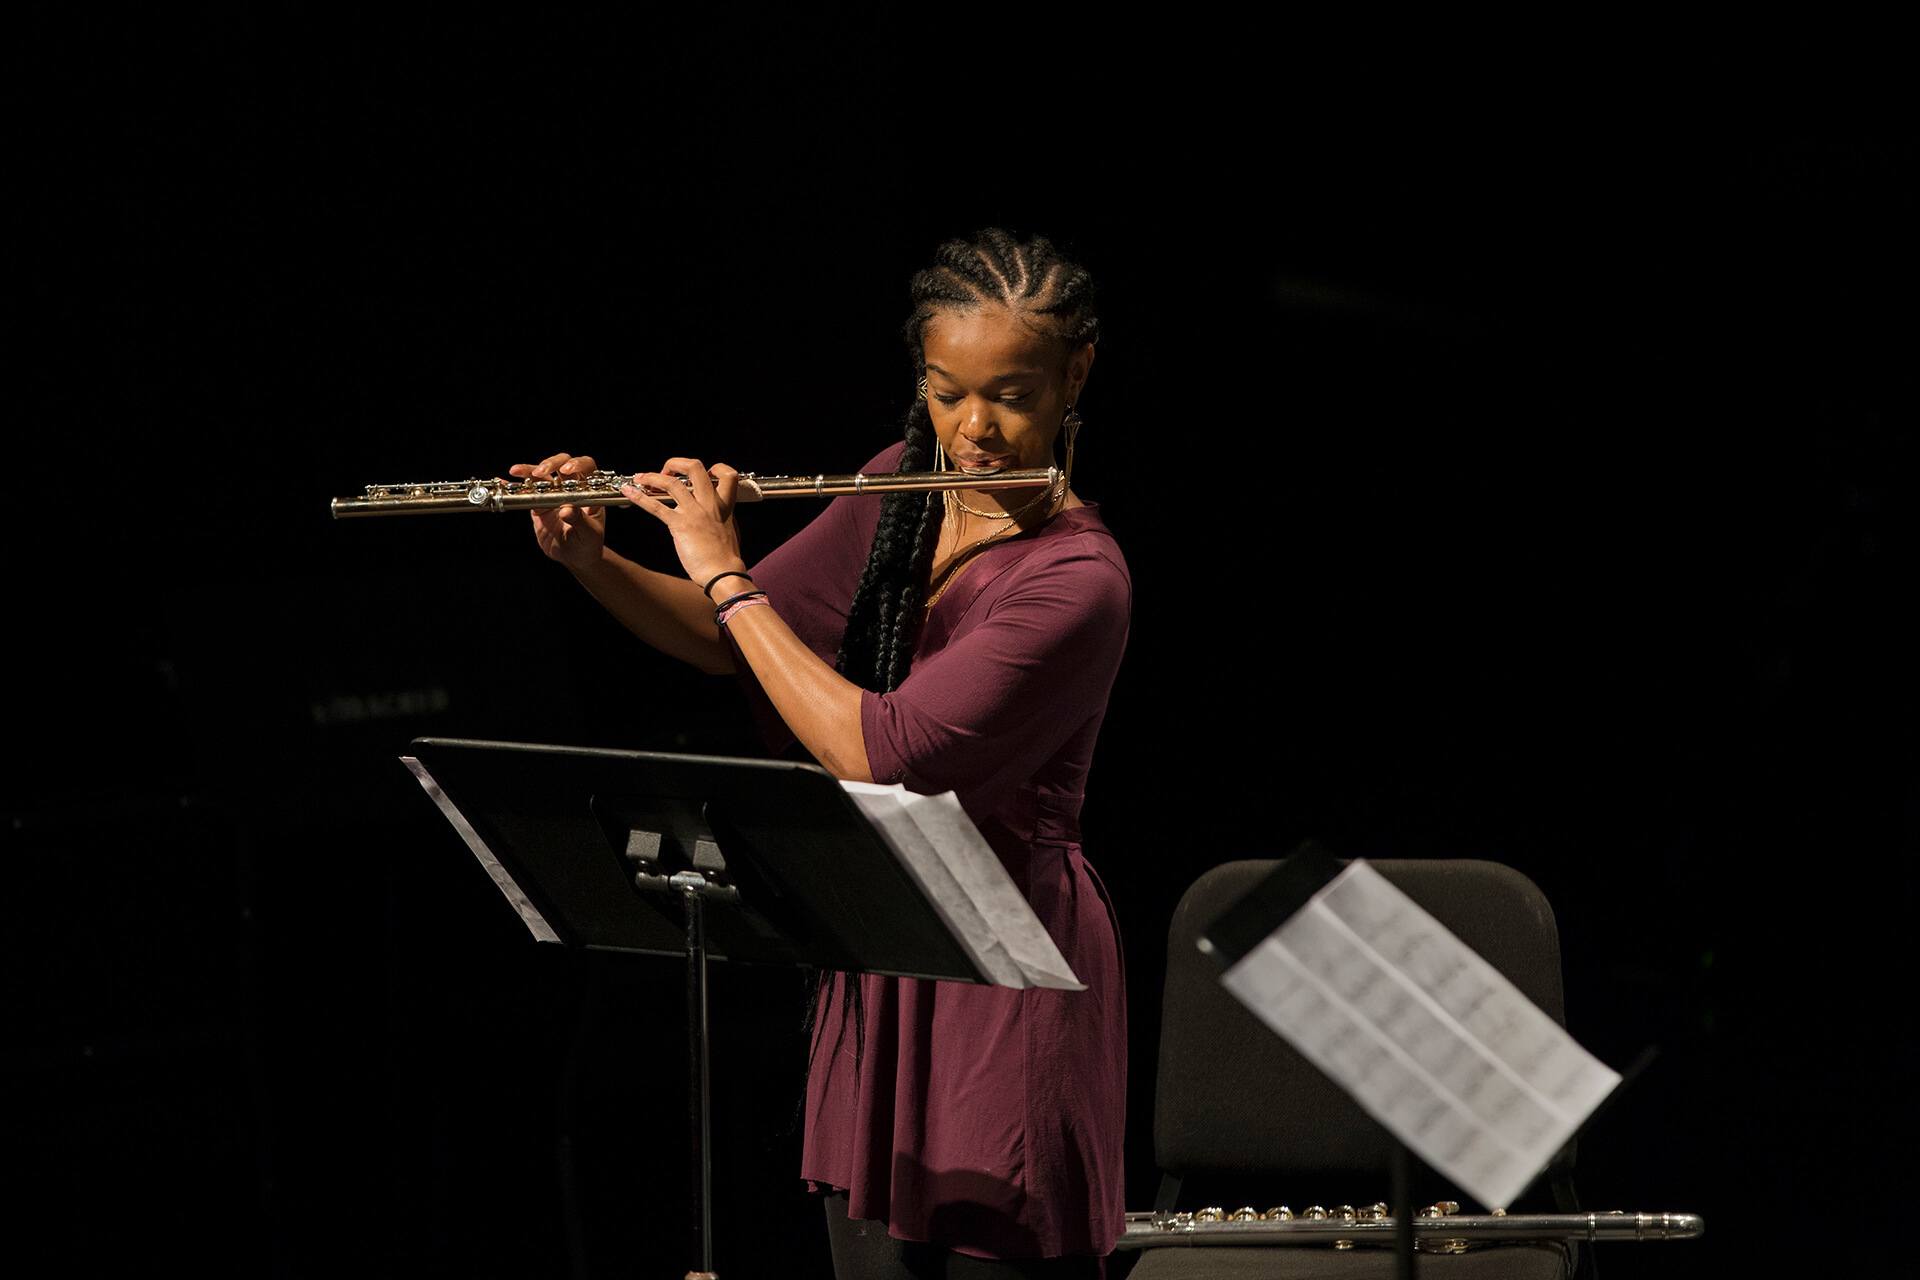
top-left (702, 569), bottom-right (755, 599)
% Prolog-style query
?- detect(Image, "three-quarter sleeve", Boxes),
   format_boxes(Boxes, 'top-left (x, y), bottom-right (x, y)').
top-left (859, 539), bottom-right (1131, 795)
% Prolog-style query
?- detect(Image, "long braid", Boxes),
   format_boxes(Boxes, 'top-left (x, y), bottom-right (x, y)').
top-left (835, 400), bottom-right (940, 693)
top-left (804, 229), bottom-right (1100, 1085)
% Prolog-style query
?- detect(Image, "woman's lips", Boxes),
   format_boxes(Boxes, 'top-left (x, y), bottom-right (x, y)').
top-left (955, 454), bottom-right (1012, 472)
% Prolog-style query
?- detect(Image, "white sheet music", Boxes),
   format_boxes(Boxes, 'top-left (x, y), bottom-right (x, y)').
top-left (1218, 860), bottom-right (1618, 1209)
top-left (840, 782), bottom-right (1084, 991)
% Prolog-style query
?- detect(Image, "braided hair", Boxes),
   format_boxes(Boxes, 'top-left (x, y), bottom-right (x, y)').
top-left (803, 230), bottom-right (1101, 1084)
top-left (834, 227), bottom-right (1102, 694)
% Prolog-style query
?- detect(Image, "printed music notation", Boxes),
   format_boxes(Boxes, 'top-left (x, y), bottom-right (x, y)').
top-left (1218, 861), bottom-right (1619, 1210)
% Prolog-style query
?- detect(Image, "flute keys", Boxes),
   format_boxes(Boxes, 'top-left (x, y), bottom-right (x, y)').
top-left (1418, 1237), bottom-right (1472, 1255)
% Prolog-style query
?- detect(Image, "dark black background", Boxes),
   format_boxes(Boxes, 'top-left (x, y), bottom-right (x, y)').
top-left (10, 10), bottom-right (1912, 1277)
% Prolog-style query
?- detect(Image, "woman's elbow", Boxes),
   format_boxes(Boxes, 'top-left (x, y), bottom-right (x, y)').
top-left (816, 729), bottom-right (875, 783)
top-left (821, 745), bottom-right (875, 784)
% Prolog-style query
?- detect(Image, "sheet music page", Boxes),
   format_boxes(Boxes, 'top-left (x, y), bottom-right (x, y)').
top-left (1218, 860), bottom-right (1619, 1209)
top-left (839, 783), bottom-right (1020, 987)
top-left (402, 757), bottom-right (561, 944)
top-left (890, 789), bottom-right (1083, 991)
top-left (840, 782), bottom-right (1084, 991)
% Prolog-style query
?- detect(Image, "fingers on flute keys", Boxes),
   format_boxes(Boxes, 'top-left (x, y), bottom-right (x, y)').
top-left (510, 452), bottom-right (601, 527)
top-left (507, 452), bottom-right (598, 480)
top-left (620, 468), bottom-right (675, 521)
top-left (625, 458), bottom-right (724, 517)
top-left (709, 463), bottom-right (739, 518)
top-left (662, 458), bottom-right (720, 514)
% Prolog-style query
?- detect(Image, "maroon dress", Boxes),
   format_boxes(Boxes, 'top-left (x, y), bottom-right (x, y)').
top-left (724, 440), bottom-right (1131, 1260)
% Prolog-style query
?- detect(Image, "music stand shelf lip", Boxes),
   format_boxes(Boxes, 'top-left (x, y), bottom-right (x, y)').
top-left (412, 734), bottom-right (834, 776)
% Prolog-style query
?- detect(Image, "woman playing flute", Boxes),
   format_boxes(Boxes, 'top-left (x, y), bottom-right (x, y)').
top-left (511, 228), bottom-right (1130, 1278)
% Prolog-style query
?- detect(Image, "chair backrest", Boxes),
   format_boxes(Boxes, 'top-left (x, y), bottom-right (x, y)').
top-left (1155, 858), bottom-right (1567, 1181)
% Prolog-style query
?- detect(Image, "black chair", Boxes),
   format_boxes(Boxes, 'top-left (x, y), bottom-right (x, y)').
top-left (1126, 858), bottom-right (1588, 1280)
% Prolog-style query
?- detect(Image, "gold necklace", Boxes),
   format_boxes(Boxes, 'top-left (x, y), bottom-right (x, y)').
top-left (945, 483), bottom-right (1057, 525)
top-left (923, 512), bottom-right (1030, 612)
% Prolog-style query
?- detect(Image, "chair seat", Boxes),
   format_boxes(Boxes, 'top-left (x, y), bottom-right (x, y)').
top-left (1125, 1240), bottom-right (1573, 1280)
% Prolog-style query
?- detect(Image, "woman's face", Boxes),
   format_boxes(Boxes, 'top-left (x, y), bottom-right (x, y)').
top-left (921, 304), bottom-right (1093, 482)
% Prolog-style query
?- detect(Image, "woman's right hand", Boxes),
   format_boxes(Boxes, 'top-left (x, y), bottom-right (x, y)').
top-left (509, 452), bottom-right (606, 571)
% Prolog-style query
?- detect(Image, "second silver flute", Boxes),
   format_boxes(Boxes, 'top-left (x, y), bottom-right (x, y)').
top-left (330, 467), bottom-right (1062, 518)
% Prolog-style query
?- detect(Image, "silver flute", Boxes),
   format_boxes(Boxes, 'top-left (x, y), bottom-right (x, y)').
top-left (1119, 1206), bottom-right (1704, 1251)
top-left (330, 467), bottom-right (1062, 518)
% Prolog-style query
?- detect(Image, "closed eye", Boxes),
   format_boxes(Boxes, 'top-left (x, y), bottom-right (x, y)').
top-left (933, 392), bottom-right (1032, 406)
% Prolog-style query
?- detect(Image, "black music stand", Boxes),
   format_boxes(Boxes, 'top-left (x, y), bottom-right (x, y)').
top-left (402, 737), bottom-right (1000, 1280)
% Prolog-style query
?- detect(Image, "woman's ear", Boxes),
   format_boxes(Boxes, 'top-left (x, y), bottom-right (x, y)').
top-left (1066, 340), bottom-right (1096, 401)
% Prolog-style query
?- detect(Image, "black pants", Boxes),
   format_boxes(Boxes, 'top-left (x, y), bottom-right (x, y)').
top-left (822, 1191), bottom-right (1105, 1280)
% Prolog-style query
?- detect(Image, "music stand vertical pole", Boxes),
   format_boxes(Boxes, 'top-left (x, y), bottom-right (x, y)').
top-left (679, 875), bottom-right (718, 1280)
top-left (1392, 1140), bottom-right (1415, 1280)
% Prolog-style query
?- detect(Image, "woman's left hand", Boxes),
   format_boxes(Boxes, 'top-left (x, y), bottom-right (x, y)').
top-left (621, 457), bottom-right (748, 596)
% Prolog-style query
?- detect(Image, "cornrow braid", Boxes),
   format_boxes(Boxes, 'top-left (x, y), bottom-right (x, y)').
top-left (905, 227), bottom-right (1102, 364)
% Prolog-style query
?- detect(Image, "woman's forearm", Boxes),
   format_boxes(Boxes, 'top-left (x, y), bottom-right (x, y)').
top-left (721, 604), bottom-right (873, 781)
top-left (571, 549), bottom-right (736, 674)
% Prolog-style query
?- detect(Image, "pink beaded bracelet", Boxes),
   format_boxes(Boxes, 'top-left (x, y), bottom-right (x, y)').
top-left (715, 593), bottom-right (771, 627)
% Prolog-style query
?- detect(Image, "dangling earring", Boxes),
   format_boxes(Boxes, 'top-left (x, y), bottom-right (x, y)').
top-left (1056, 401), bottom-right (1083, 503)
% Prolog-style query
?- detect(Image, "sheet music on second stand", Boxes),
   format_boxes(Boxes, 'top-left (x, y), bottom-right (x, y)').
top-left (1213, 860), bottom-right (1620, 1210)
